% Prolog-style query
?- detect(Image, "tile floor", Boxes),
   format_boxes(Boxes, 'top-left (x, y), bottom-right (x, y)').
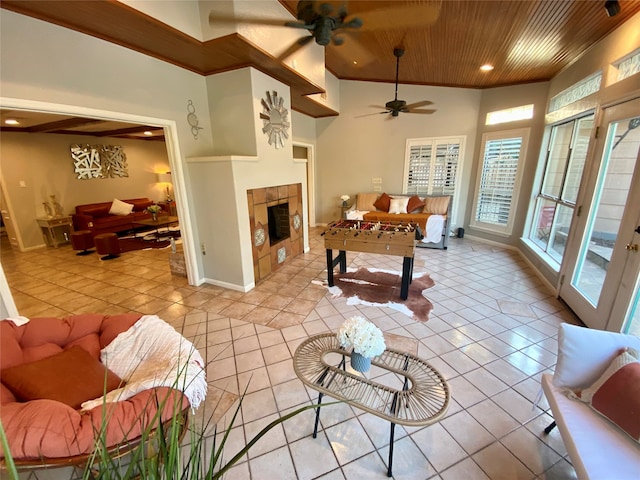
top-left (1, 228), bottom-right (581, 480)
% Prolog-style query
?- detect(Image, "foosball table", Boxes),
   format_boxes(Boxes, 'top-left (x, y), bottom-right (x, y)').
top-left (322, 219), bottom-right (424, 300)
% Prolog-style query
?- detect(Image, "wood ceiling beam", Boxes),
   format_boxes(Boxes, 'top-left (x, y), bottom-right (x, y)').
top-left (1, 0), bottom-right (333, 117)
top-left (27, 118), bottom-right (104, 133)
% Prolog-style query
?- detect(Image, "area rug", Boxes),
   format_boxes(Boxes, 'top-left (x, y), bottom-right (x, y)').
top-left (316, 267), bottom-right (436, 322)
top-left (118, 237), bottom-right (170, 252)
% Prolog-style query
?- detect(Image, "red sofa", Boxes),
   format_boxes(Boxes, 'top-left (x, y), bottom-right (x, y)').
top-left (0, 313), bottom-right (188, 462)
top-left (71, 198), bottom-right (162, 236)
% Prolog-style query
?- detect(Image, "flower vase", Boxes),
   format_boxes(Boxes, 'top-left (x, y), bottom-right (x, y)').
top-left (350, 351), bottom-right (371, 373)
top-left (152, 213), bottom-right (158, 222)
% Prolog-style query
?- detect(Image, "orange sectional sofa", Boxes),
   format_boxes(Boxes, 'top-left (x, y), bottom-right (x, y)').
top-left (0, 313), bottom-right (188, 463)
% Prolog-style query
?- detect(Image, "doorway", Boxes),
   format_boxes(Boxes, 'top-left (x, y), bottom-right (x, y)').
top-left (0, 98), bottom-right (199, 314)
top-left (559, 96), bottom-right (640, 332)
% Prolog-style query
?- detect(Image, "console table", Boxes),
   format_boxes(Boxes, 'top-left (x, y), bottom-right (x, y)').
top-left (36, 216), bottom-right (73, 248)
top-left (294, 333), bottom-right (449, 477)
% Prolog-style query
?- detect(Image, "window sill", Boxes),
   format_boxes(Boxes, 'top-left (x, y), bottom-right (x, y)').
top-left (520, 238), bottom-right (561, 273)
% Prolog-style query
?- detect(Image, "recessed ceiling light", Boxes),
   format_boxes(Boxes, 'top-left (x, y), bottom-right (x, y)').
top-left (480, 64), bottom-right (494, 72)
top-left (4, 119), bottom-right (19, 125)
top-left (143, 131), bottom-right (153, 136)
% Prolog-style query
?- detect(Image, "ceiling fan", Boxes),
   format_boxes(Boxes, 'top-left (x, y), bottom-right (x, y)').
top-left (209, 1), bottom-right (441, 61)
top-left (373, 47), bottom-right (436, 117)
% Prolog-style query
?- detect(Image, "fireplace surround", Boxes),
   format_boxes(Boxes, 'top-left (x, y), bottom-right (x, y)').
top-left (248, 183), bottom-right (303, 284)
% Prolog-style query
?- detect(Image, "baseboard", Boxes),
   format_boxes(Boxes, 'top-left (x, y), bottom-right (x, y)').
top-left (463, 234), bottom-right (557, 295)
top-left (201, 277), bottom-right (253, 293)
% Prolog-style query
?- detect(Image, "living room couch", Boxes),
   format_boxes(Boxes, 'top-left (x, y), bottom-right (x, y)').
top-left (346, 192), bottom-right (452, 249)
top-left (71, 198), bottom-right (160, 236)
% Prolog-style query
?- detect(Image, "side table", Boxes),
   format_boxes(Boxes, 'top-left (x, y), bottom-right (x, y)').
top-left (36, 216), bottom-right (73, 248)
top-left (339, 203), bottom-right (352, 219)
top-left (159, 201), bottom-right (178, 216)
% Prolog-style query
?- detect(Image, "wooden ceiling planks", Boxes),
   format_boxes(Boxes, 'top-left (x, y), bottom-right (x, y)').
top-left (3, 0), bottom-right (640, 115)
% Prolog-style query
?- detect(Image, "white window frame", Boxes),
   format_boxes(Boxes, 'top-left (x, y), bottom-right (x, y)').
top-left (470, 128), bottom-right (530, 236)
top-left (403, 136), bottom-right (465, 222)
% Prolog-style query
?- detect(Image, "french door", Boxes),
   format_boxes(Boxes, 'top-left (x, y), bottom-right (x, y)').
top-left (559, 97), bottom-right (640, 332)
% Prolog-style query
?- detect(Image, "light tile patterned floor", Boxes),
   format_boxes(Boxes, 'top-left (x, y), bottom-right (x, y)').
top-left (2, 228), bottom-right (581, 480)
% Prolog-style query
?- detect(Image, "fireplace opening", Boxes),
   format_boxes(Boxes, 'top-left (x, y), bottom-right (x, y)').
top-left (268, 202), bottom-right (290, 243)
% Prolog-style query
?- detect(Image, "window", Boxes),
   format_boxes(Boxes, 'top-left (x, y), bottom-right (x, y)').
top-left (527, 114), bottom-right (594, 266)
top-left (403, 136), bottom-right (464, 197)
top-left (614, 48), bottom-right (640, 83)
top-left (548, 72), bottom-right (602, 113)
top-left (470, 129), bottom-right (529, 235)
top-left (486, 104), bottom-right (534, 125)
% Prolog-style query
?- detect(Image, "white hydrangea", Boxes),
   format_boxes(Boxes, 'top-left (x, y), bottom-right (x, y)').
top-left (337, 316), bottom-right (386, 358)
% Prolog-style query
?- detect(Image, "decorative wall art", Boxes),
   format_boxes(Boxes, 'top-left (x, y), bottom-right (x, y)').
top-left (260, 91), bottom-right (290, 149)
top-left (71, 144), bottom-right (128, 179)
top-left (186, 99), bottom-right (203, 140)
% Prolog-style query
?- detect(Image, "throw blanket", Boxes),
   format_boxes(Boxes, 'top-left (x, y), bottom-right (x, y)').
top-left (81, 315), bottom-right (207, 411)
top-left (424, 215), bottom-right (445, 243)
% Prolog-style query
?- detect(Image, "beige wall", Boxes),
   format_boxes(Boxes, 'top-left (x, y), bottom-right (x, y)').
top-left (188, 68), bottom-right (307, 290)
top-left (315, 80), bottom-right (481, 226)
top-left (464, 81), bottom-right (550, 246)
top-left (0, 9), bottom-right (213, 284)
top-left (1, 132), bottom-right (170, 249)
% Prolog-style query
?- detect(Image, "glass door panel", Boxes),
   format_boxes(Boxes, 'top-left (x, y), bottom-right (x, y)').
top-left (571, 118), bottom-right (637, 306)
top-left (559, 97), bottom-right (640, 330)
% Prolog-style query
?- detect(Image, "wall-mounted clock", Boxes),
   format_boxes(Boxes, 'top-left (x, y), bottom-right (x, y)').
top-left (260, 91), bottom-right (290, 149)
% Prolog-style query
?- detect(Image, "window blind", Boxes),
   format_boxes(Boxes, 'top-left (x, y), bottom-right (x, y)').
top-left (475, 137), bottom-right (522, 225)
top-left (406, 141), bottom-right (460, 196)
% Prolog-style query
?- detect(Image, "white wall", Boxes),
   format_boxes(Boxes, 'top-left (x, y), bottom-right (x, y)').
top-left (1, 132), bottom-right (170, 249)
top-left (203, 0), bottom-right (326, 88)
top-left (188, 68), bottom-right (307, 290)
top-left (315, 80), bottom-right (481, 225)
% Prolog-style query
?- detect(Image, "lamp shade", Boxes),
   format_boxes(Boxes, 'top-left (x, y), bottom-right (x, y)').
top-left (156, 172), bottom-right (172, 183)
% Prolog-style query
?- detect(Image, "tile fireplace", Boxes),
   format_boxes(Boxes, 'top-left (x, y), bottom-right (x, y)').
top-left (248, 183), bottom-right (303, 284)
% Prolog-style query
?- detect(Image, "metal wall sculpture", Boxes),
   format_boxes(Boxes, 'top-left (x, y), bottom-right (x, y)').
top-left (71, 144), bottom-right (128, 179)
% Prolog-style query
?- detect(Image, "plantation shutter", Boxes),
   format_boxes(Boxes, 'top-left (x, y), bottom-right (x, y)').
top-left (475, 136), bottom-right (523, 225)
top-left (406, 144), bottom-right (433, 195)
top-left (405, 139), bottom-right (461, 196)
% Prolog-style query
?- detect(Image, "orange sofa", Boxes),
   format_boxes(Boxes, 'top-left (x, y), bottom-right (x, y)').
top-left (347, 192), bottom-right (452, 249)
top-left (0, 313), bottom-right (188, 462)
top-left (71, 198), bottom-right (162, 237)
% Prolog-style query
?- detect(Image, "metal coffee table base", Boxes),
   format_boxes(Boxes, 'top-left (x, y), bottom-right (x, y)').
top-left (294, 334), bottom-right (450, 477)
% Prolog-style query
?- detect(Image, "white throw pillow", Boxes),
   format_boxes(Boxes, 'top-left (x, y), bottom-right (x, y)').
top-left (388, 197), bottom-right (409, 214)
top-left (553, 323), bottom-right (640, 390)
top-left (109, 198), bottom-right (134, 216)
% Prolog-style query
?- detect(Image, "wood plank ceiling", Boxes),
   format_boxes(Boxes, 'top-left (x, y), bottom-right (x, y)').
top-left (2, 0), bottom-right (639, 132)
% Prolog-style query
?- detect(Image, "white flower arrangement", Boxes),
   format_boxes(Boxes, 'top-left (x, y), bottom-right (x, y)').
top-left (146, 204), bottom-right (162, 214)
top-left (340, 194), bottom-right (350, 202)
top-left (337, 316), bottom-right (386, 358)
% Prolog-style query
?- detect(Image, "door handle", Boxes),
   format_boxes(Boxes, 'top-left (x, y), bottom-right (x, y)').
top-left (636, 226), bottom-right (640, 234)
top-left (626, 243), bottom-right (639, 251)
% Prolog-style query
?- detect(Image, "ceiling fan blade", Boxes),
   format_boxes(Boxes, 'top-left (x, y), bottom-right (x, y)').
top-left (403, 100), bottom-right (434, 110)
top-left (351, 4), bottom-right (441, 31)
top-left (277, 35), bottom-right (315, 61)
top-left (208, 12), bottom-right (288, 27)
top-left (406, 109), bottom-right (437, 115)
